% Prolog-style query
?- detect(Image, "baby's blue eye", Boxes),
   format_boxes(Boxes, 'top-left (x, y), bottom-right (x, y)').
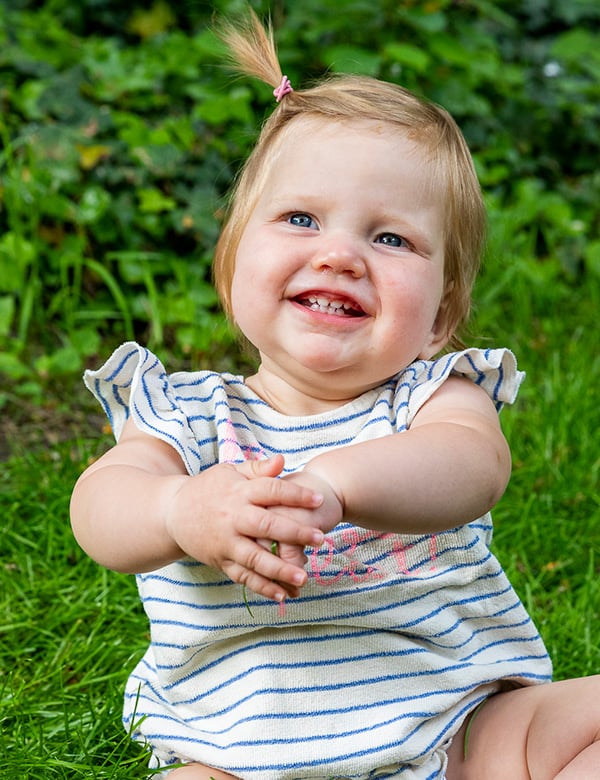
top-left (289, 213), bottom-right (317, 229)
top-left (376, 233), bottom-right (407, 248)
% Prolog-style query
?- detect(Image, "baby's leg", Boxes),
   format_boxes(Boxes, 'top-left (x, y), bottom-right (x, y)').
top-left (168, 764), bottom-right (238, 779)
top-left (446, 675), bottom-right (600, 779)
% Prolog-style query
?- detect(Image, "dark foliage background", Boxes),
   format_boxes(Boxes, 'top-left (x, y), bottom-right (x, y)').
top-left (1, 0), bottom-right (599, 399)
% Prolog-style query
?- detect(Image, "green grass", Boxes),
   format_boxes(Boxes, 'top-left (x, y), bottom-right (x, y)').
top-left (0, 442), bottom-right (156, 778)
top-left (1, 257), bottom-right (599, 777)
top-left (471, 254), bottom-right (600, 679)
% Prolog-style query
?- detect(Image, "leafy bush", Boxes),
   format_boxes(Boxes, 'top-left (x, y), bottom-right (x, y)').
top-left (0, 1), bottom-right (246, 396)
top-left (1, 0), bottom-right (599, 399)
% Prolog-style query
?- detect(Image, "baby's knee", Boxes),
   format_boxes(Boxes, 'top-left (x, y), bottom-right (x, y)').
top-left (448, 678), bottom-right (600, 779)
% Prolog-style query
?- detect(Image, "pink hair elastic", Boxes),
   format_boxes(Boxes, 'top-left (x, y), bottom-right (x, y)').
top-left (273, 75), bottom-right (293, 102)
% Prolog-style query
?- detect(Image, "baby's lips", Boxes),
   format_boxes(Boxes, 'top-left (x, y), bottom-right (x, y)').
top-left (293, 289), bottom-right (367, 316)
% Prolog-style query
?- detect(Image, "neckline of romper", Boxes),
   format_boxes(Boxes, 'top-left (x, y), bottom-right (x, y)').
top-left (228, 373), bottom-right (391, 426)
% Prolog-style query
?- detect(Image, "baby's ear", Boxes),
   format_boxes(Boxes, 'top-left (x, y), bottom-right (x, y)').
top-left (419, 282), bottom-right (457, 359)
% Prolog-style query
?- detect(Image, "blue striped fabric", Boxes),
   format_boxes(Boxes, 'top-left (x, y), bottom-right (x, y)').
top-left (85, 344), bottom-right (551, 779)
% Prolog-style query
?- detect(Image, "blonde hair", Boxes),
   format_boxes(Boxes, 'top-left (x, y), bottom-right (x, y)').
top-left (213, 10), bottom-right (486, 350)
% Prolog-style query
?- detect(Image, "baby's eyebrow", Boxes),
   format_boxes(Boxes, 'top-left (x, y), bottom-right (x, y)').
top-left (376, 206), bottom-right (441, 252)
top-left (271, 194), bottom-right (319, 208)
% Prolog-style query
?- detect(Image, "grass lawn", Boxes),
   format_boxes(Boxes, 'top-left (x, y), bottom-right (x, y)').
top-left (1, 256), bottom-right (599, 777)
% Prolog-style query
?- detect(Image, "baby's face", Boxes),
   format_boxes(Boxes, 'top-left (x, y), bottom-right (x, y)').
top-left (231, 118), bottom-right (448, 413)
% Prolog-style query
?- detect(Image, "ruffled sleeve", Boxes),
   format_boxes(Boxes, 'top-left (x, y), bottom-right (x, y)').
top-left (398, 347), bottom-right (525, 428)
top-left (84, 342), bottom-right (202, 474)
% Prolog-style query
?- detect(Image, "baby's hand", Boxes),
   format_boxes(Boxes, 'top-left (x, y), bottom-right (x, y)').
top-left (281, 470), bottom-right (344, 534)
top-left (259, 470), bottom-right (343, 593)
top-left (164, 455), bottom-right (325, 602)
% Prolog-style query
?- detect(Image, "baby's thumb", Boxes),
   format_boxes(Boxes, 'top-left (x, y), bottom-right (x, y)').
top-left (234, 454), bottom-right (285, 480)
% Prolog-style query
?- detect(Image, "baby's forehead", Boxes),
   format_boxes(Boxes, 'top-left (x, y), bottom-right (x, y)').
top-left (279, 116), bottom-right (439, 169)
top-left (281, 114), bottom-right (413, 144)
top-left (271, 115), bottom-right (442, 194)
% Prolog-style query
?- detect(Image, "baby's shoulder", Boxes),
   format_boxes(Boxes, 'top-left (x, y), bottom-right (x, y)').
top-left (393, 347), bottom-right (524, 427)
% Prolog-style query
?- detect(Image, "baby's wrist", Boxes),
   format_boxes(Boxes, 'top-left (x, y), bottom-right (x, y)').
top-left (160, 474), bottom-right (193, 555)
top-left (298, 462), bottom-right (345, 523)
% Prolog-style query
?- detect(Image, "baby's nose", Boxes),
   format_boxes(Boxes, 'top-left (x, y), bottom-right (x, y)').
top-left (310, 236), bottom-right (366, 278)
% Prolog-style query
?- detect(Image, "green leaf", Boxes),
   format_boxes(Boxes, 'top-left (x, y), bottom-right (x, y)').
top-left (70, 327), bottom-right (101, 357)
top-left (0, 350), bottom-right (31, 380)
top-left (192, 87), bottom-right (253, 125)
top-left (77, 186), bottom-right (111, 224)
top-left (0, 233), bottom-right (36, 291)
top-left (137, 188), bottom-right (177, 214)
top-left (126, 1), bottom-right (176, 39)
top-left (14, 79), bottom-right (47, 120)
top-left (0, 296), bottom-right (15, 336)
top-left (551, 29), bottom-right (599, 64)
top-left (323, 45), bottom-right (381, 76)
top-left (35, 344), bottom-right (82, 378)
top-left (384, 43), bottom-right (430, 73)
top-left (584, 240), bottom-right (600, 277)
top-left (398, 7), bottom-right (447, 34)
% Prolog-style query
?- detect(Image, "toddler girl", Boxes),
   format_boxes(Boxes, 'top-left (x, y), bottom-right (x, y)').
top-left (70, 10), bottom-right (600, 780)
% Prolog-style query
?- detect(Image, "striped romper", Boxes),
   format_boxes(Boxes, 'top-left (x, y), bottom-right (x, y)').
top-left (85, 343), bottom-right (552, 780)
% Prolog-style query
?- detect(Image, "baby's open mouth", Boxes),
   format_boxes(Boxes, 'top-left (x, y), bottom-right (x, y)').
top-left (295, 294), bottom-right (365, 317)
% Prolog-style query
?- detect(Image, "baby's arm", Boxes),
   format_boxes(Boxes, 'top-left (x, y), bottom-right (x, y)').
top-left (294, 377), bottom-right (511, 534)
top-left (70, 418), bottom-right (324, 601)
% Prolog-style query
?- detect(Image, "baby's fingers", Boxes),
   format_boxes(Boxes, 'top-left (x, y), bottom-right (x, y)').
top-left (243, 507), bottom-right (324, 551)
top-left (234, 454), bottom-right (285, 481)
top-left (277, 541), bottom-right (308, 569)
top-left (246, 473), bottom-right (324, 512)
top-left (257, 537), bottom-right (308, 572)
top-left (225, 549), bottom-right (307, 602)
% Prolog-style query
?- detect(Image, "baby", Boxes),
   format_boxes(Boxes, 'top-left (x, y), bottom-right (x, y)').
top-left (71, 10), bottom-right (600, 780)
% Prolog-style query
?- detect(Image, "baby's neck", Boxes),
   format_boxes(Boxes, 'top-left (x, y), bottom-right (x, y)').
top-left (244, 367), bottom-right (361, 417)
